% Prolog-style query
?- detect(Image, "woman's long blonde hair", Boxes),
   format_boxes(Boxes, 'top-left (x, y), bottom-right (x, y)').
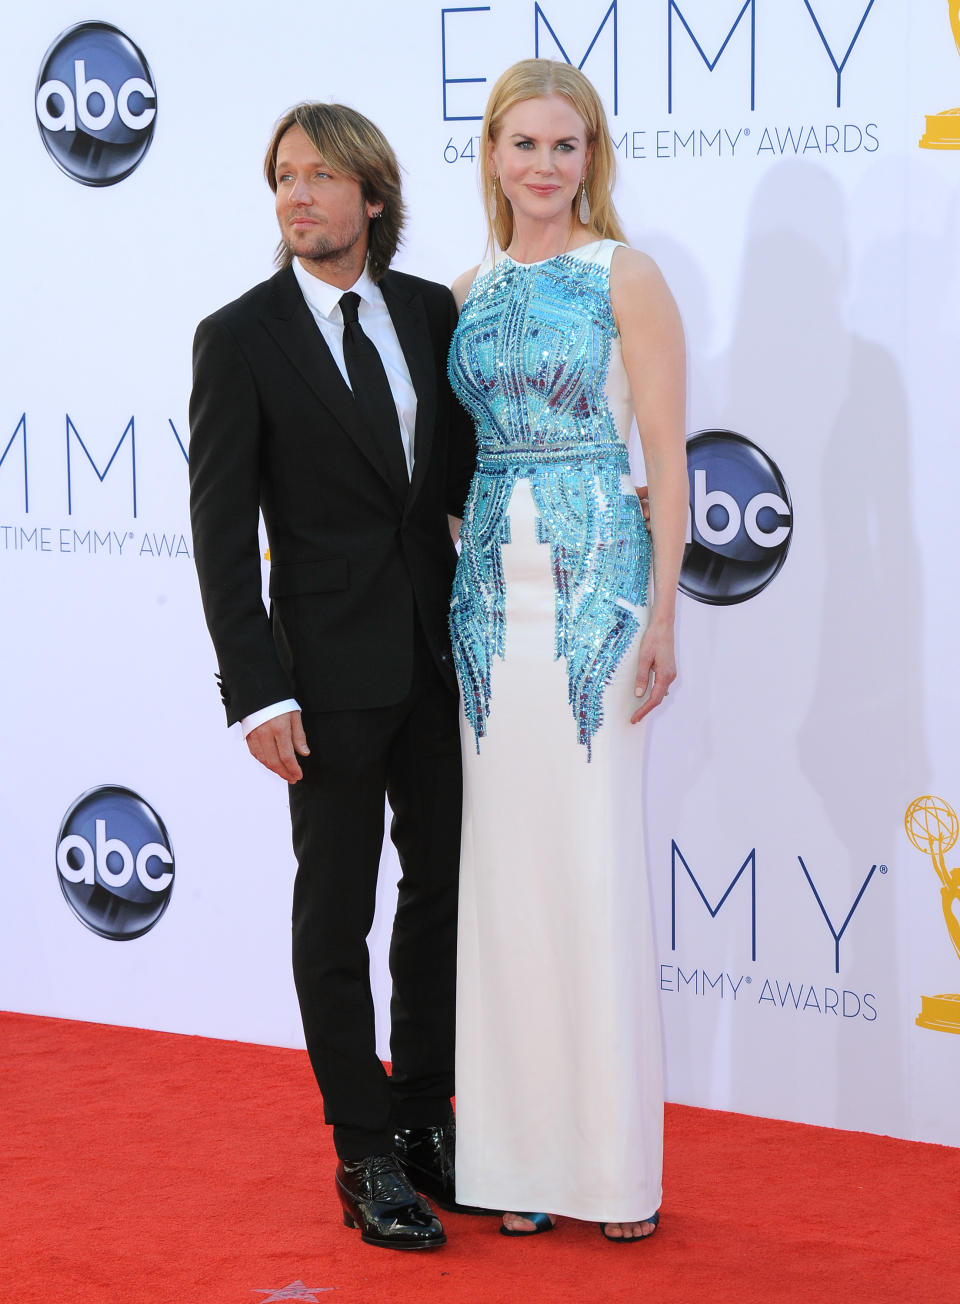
top-left (479, 59), bottom-right (626, 252)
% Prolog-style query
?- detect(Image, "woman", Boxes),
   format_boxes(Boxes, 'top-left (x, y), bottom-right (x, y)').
top-left (447, 59), bottom-right (688, 1242)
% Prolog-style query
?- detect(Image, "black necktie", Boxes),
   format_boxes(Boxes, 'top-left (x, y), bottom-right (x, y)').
top-left (339, 292), bottom-right (408, 497)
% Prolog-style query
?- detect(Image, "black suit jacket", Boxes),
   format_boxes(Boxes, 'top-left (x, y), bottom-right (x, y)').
top-left (189, 264), bottom-right (474, 726)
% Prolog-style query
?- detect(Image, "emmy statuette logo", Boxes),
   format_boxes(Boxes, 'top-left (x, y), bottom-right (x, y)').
top-left (920, 2), bottom-right (960, 149)
top-left (904, 795), bottom-right (960, 1033)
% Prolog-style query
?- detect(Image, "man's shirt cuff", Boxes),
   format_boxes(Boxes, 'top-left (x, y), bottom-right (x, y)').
top-left (240, 699), bottom-right (301, 738)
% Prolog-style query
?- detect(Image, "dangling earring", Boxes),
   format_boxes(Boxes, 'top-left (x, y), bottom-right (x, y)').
top-left (488, 174), bottom-right (499, 221)
top-left (578, 178), bottom-right (591, 225)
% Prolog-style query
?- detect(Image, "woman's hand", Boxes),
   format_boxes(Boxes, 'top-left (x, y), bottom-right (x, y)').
top-left (631, 621), bottom-right (676, 723)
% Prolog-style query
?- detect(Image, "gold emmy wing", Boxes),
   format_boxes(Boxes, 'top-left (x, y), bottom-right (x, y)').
top-left (920, 1), bottom-right (960, 148)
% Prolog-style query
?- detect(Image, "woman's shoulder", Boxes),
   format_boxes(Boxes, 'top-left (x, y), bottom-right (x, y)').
top-left (451, 264), bottom-right (482, 310)
top-left (607, 242), bottom-right (663, 283)
top-left (569, 238), bottom-right (660, 285)
top-left (608, 244), bottom-right (675, 306)
top-left (608, 244), bottom-right (681, 334)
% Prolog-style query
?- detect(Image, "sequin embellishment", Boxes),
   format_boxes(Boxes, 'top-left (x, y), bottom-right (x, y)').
top-left (449, 248), bottom-right (650, 756)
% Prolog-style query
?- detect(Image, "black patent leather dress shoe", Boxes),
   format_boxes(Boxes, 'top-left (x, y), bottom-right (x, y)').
top-left (335, 1154), bottom-right (446, 1250)
top-left (394, 1113), bottom-right (496, 1216)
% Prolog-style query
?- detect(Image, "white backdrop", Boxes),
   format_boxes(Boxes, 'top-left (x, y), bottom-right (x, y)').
top-left (2, 0), bottom-right (958, 1148)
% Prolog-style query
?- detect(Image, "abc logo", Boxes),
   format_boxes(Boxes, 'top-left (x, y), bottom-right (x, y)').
top-left (56, 786), bottom-right (174, 940)
top-left (680, 430), bottom-right (792, 605)
top-left (35, 22), bottom-right (157, 187)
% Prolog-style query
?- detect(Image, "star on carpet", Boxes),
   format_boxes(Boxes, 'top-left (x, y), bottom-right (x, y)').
top-left (252, 1283), bottom-right (333, 1301)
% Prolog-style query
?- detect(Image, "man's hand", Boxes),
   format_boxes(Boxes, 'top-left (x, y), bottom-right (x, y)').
top-left (246, 710), bottom-right (310, 783)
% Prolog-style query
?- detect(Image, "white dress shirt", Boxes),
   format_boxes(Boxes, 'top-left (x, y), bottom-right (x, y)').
top-left (241, 259), bottom-right (418, 739)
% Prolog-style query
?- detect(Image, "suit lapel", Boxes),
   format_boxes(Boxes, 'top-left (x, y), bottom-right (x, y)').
top-left (380, 273), bottom-right (436, 513)
top-left (262, 267), bottom-right (396, 490)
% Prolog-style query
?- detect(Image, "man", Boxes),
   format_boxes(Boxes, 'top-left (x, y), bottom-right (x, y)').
top-left (189, 103), bottom-right (475, 1251)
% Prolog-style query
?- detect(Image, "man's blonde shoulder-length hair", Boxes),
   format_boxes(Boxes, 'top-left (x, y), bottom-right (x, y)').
top-left (264, 102), bottom-right (406, 282)
top-left (479, 59), bottom-right (626, 253)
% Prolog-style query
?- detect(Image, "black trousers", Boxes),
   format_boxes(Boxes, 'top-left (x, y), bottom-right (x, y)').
top-left (288, 630), bottom-right (461, 1160)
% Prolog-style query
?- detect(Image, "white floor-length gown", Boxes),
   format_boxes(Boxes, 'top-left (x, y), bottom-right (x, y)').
top-left (448, 240), bottom-right (663, 1222)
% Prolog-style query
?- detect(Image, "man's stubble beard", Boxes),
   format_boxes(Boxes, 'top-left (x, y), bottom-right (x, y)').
top-left (284, 213), bottom-right (368, 272)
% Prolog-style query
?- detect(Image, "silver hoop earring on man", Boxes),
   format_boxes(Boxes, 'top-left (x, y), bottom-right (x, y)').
top-left (578, 178), bottom-right (591, 225)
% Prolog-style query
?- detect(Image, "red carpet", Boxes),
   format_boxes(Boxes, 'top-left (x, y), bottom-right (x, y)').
top-left (2, 1011), bottom-right (956, 1304)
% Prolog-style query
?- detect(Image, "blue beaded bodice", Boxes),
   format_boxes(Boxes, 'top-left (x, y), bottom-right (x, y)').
top-left (449, 243), bottom-right (650, 755)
